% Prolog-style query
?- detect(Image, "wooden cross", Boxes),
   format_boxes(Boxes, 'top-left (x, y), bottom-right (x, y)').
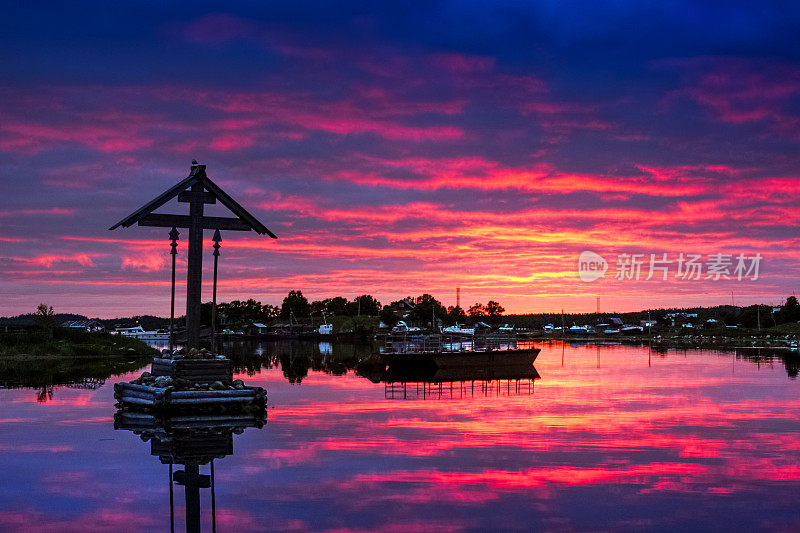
top-left (110, 163), bottom-right (276, 348)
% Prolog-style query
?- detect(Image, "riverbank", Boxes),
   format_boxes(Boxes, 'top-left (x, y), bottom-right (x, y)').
top-left (532, 327), bottom-right (800, 352)
top-left (0, 329), bottom-right (159, 388)
top-left (0, 328), bottom-right (159, 358)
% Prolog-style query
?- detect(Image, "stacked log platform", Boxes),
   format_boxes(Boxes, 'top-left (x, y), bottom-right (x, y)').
top-left (150, 357), bottom-right (233, 383)
top-left (114, 382), bottom-right (266, 411)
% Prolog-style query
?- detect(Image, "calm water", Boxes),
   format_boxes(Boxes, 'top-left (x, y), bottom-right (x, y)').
top-left (1, 341), bottom-right (799, 532)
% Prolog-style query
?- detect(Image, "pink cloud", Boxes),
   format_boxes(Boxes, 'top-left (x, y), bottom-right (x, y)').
top-left (0, 121), bottom-right (154, 154)
top-left (152, 86), bottom-right (465, 142)
top-left (430, 52), bottom-right (496, 74)
top-left (327, 157), bottom-right (709, 196)
top-left (15, 254), bottom-right (98, 267)
top-left (663, 58), bottom-right (800, 131)
top-left (0, 207), bottom-right (74, 217)
top-left (210, 134), bottom-right (255, 151)
top-left (121, 251), bottom-right (168, 272)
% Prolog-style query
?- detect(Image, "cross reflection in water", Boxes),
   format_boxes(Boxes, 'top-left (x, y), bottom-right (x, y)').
top-left (114, 410), bottom-right (266, 532)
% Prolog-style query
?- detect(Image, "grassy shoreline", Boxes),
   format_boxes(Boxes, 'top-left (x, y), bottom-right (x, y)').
top-left (0, 328), bottom-right (158, 358)
top-left (0, 329), bottom-right (158, 388)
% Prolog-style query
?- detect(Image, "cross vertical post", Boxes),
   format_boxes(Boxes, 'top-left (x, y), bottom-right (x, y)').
top-left (185, 179), bottom-right (205, 349)
top-left (184, 463), bottom-right (201, 533)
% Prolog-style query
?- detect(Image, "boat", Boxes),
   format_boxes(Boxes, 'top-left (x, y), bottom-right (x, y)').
top-left (442, 324), bottom-right (475, 336)
top-left (392, 321), bottom-right (422, 334)
top-left (319, 311), bottom-right (333, 335)
top-left (621, 325), bottom-right (644, 335)
top-left (569, 325), bottom-right (591, 335)
top-left (113, 326), bottom-right (171, 340)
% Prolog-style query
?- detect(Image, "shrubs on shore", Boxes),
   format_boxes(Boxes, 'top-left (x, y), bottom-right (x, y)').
top-left (0, 328), bottom-right (158, 358)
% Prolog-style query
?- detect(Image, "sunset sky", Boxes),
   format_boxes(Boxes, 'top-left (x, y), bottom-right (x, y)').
top-left (2, 1), bottom-right (800, 317)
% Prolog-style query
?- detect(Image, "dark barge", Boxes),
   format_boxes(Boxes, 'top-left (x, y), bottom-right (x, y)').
top-left (375, 332), bottom-right (540, 373)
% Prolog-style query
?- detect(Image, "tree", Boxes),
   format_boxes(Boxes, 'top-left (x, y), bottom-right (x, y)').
top-left (262, 304), bottom-right (280, 319)
top-left (34, 303), bottom-right (56, 338)
top-left (485, 301), bottom-right (505, 323)
top-left (379, 305), bottom-right (400, 327)
top-left (348, 295), bottom-right (381, 316)
top-left (407, 294), bottom-right (447, 327)
top-left (218, 299), bottom-right (265, 327)
top-left (310, 299), bottom-right (327, 317)
top-left (739, 304), bottom-right (772, 329)
top-left (281, 290), bottom-right (310, 320)
top-left (445, 305), bottom-right (467, 325)
top-left (310, 297), bottom-right (348, 317)
top-left (327, 297), bottom-right (350, 316)
top-left (467, 303), bottom-right (486, 317)
top-left (777, 296), bottom-right (800, 324)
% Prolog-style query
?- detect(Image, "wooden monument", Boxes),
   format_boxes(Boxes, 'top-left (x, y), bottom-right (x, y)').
top-left (110, 162), bottom-right (276, 348)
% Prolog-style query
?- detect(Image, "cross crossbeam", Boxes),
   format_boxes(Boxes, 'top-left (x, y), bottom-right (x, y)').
top-left (137, 213), bottom-right (252, 231)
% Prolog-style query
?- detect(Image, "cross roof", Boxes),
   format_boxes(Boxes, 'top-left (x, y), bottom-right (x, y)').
top-left (109, 164), bottom-right (276, 238)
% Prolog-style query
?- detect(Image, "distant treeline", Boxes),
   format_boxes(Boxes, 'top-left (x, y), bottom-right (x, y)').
top-left (202, 291), bottom-right (506, 329)
top-left (4, 295), bottom-right (799, 332)
top-left (0, 292), bottom-right (504, 331)
top-left (506, 296), bottom-right (800, 330)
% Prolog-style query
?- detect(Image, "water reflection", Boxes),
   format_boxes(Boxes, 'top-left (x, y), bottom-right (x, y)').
top-left (114, 410), bottom-right (266, 532)
top-left (734, 347), bottom-right (800, 378)
top-left (2, 341), bottom-right (800, 531)
top-left (382, 376), bottom-right (538, 400)
top-left (221, 340), bottom-right (374, 383)
top-left (0, 354), bottom-right (153, 402)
